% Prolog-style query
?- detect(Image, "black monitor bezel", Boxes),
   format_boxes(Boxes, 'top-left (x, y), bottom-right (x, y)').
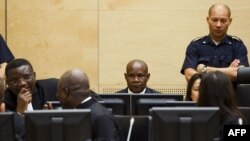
top-left (25, 109), bottom-right (91, 141)
top-left (98, 93), bottom-right (131, 115)
top-left (131, 94), bottom-right (184, 115)
top-left (150, 107), bottom-right (220, 141)
top-left (135, 99), bottom-right (196, 115)
top-left (0, 112), bottom-right (15, 141)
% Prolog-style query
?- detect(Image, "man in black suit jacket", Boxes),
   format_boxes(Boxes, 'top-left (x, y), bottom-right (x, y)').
top-left (116, 59), bottom-right (160, 94)
top-left (4, 58), bottom-right (58, 114)
top-left (1, 77), bottom-right (25, 141)
top-left (57, 69), bottom-right (124, 141)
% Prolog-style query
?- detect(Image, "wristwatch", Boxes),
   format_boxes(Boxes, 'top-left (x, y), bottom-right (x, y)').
top-left (201, 65), bottom-right (207, 73)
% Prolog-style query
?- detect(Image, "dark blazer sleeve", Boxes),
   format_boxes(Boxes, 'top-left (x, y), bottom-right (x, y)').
top-left (41, 78), bottom-right (58, 101)
top-left (32, 78), bottom-right (59, 109)
top-left (0, 34), bottom-right (14, 63)
top-left (4, 89), bottom-right (17, 111)
top-left (92, 115), bottom-right (124, 141)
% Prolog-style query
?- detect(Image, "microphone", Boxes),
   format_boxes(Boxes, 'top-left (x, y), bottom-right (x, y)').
top-left (238, 118), bottom-right (243, 125)
top-left (127, 117), bottom-right (135, 141)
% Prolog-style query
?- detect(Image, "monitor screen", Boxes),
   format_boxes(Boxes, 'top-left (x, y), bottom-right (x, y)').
top-left (25, 109), bottom-right (91, 141)
top-left (135, 99), bottom-right (196, 115)
top-left (98, 94), bottom-right (131, 115)
top-left (131, 94), bottom-right (184, 115)
top-left (150, 107), bottom-right (220, 141)
top-left (0, 112), bottom-right (15, 141)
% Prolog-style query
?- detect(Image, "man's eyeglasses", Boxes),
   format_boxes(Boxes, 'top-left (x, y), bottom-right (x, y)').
top-left (8, 73), bottom-right (35, 85)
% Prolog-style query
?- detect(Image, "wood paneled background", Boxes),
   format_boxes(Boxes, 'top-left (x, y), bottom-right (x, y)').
top-left (1, 0), bottom-right (250, 93)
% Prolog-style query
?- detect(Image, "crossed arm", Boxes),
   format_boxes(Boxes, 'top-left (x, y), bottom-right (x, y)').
top-left (184, 59), bottom-right (241, 81)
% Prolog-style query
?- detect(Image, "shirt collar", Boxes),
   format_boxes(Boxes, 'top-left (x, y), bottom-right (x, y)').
top-left (128, 87), bottom-right (146, 94)
top-left (202, 35), bottom-right (232, 45)
top-left (81, 96), bottom-right (92, 104)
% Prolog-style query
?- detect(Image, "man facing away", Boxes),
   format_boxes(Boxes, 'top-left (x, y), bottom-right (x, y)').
top-left (181, 3), bottom-right (249, 82)
top-left (57, 69), bottom-right (124, 141)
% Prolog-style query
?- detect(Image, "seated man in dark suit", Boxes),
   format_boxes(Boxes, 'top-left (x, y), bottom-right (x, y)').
top-left (57, 69), bottom-right (124, 141)
top-left (1, 77), bottom-right (25, 141)
top-left (4, 58), bottom-right (58, 115)
top-left (116, 59), bottom-right (160, 94)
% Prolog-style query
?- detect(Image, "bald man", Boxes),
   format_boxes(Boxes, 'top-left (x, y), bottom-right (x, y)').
top-left (181, 3), bottom-right (249, 81)
top-left (57, 69), bottom-right (124, 141)
top-left (117, 59), bottom-right (160, 94)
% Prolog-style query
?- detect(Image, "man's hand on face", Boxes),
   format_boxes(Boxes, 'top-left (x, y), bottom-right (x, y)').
top-left (16, 87), bottom-right (32, 113)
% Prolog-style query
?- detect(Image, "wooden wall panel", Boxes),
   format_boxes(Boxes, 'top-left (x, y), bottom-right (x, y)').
top-left (99, 10), bottom-right (205, 90)
top-left (4, 0), bottom-right (250, 93)
top-left (229, 9), bottom-right (250, 49)
top-left (0, 0), bottom-right (5, 36)
top-left (7, 0), bottom-right (99, 90)
top-left (99, 0), bottom-right (250, 92)
top-left (100, 0), bottom-right (250, 11)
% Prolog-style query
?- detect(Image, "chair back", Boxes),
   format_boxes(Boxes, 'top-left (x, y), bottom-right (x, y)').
top-left (236, 67), bottom-right (250, 107)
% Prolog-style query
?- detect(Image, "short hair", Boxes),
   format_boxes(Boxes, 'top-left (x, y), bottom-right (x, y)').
top-left (126, 59), bottom-right (148, 73)
top-left (5, 58), bottom-right (34, 77)
top-left (208, 3), bottom-right (231, 17)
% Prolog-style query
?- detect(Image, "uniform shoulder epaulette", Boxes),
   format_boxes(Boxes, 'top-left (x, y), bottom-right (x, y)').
top-left (229, 35), bottom-right (243, 42)
top-left (191, 36), bottom-right (206, 42)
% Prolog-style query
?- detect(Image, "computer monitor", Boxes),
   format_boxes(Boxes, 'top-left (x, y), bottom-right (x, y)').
top-left (150, 107), bottom-right (220, 141)
top-left (131, 94), bottom-right (184, 115)
top-left (238, 107), bottom-right (250, 124)
top-left (98, 94), bottom-right (131, 115)
top-left (25, 109), bottom-right (92, 141)
top-left (0, 112), bottom-right (15, 141)
top-left (135, 99), bottom-right (196, 115)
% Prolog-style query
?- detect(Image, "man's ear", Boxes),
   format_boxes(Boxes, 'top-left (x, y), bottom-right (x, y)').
top-left (33, 72), bottom-right (36, 77)
top-left (62, 88), bottom-right (70, 98)
top-left (124, 73), bottom-right (127, 79)
top-left (229, 17), bottom-right (232, 25)
top-left (5, 79), bottom-right (9, 86)
top-left (147, 73), bottom-right (150, 79)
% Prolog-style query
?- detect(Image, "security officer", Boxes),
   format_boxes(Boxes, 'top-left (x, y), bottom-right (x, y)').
top-left (181, 3), bottom-right (249, 81)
